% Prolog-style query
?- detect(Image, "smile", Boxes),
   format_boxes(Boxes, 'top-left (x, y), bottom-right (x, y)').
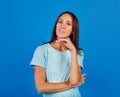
top-left (59, 30), bottom-right (65, 33)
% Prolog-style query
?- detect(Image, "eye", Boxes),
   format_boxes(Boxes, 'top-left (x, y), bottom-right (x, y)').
top-left (57, 20), bottom-right (63, 24)
top-left (67, 22), bottom-right (72, 26)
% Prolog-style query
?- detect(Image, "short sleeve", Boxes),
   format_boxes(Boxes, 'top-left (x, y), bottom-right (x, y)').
top-left (77, 50), bottom-right (84, 68)
top-left (30, 46), bottom-right (47, 68)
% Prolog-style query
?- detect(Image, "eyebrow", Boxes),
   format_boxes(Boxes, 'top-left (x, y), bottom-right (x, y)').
top-left (58, 19), bottom-right (72, 23)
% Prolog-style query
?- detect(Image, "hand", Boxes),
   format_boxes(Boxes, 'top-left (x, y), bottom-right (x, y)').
top-left (56, 38), bottom-right (76, 51)
top-left (69, 73), bottom-right (86, 88)
top-left (77, 74), bottom-right (86, 86)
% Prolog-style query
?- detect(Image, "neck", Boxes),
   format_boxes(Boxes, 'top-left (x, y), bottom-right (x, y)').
top-left (51, 41), bottom-right (68, 52)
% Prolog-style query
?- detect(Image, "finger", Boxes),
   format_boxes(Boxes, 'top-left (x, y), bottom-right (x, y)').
top-left (79, 79), bottom-right (84, 85)
top-left (81, 78), bottom-right (85, 84)
top-left (56, 39), bottom-right (68, 43)
top-left (80, 74), bottom-right (86, 81)
top-left (81, 74), bottom-right (87, 77)
top-left (62, 42), bottom-right (68, 47)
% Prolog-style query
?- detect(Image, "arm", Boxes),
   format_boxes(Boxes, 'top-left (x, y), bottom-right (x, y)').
top-left (34, 66), bottom-right (72, 94)
top-left (70, 49), bottom-right (81, 85)
top-left (56, 38), bottom-right (81, 85)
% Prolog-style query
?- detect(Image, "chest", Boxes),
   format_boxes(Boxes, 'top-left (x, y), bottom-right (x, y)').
top-left (46, 51), bottom-right (71, 74)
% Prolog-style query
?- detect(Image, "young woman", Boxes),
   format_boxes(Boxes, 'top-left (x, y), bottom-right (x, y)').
top-left (30, 11), bottom-right (86, 97)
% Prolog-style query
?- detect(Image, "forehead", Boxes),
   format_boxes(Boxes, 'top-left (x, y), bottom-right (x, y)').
top-left (58, 14), bottom-right (72, 21)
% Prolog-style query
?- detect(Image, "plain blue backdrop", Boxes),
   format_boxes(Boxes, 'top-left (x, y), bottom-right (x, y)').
top-left (0, 0), bottom-right (120, 97)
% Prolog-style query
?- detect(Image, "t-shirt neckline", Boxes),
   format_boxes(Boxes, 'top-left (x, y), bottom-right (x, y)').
top-left (47, 43), bottom-right (69, 53)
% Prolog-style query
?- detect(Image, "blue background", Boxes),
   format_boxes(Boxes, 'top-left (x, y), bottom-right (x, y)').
top-left (0, 0), bottom-right (120, 97)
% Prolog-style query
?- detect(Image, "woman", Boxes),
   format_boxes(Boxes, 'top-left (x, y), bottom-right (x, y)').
top-left (30, 11), bottom-right (86, 97)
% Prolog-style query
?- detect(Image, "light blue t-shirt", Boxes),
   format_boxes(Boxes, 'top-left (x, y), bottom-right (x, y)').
top-left (30, 43), bottom-right (84, 97)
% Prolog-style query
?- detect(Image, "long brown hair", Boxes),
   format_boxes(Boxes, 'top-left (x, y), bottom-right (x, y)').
top-left (50, 11), bottom-right (81, 53)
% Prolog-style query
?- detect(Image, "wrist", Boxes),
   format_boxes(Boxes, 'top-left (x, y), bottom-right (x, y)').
top-left (66, 81), bottom-right (71, 88)
top-left (71, 47), bottom-right (77, 53)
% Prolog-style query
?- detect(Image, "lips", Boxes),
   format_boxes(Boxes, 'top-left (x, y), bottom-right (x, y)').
top-left (59, 29), bottom-right (65, 33)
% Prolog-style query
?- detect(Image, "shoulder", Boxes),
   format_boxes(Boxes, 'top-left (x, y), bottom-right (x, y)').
top-left (36, 43), bottom-right (49, 50)
top-left (34, 43), bottom-right (49, 54)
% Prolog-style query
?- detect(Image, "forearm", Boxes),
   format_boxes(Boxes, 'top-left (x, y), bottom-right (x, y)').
top-left (37, 81), bottom-right (72, 94)
top-left (70, 49), bottom-right (81, 85)
top-left (34, 66), bottom-right (74, 94)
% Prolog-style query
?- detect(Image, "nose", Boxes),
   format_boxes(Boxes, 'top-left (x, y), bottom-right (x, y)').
top-left (61, 23), bottom-right (66, 29)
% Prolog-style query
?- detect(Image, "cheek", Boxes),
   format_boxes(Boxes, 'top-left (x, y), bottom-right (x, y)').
top-left (56, 23), bottom-right (60, 28)
top-left (67, 27), bottom-right (72, 34)
top-left (56, 25), bottom-right (59, 31)
top-left (65, 31), bottom-right (72, 38)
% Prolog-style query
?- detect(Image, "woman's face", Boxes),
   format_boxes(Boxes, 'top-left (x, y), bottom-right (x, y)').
top-left (56, 13), bottom-right (73, 39)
